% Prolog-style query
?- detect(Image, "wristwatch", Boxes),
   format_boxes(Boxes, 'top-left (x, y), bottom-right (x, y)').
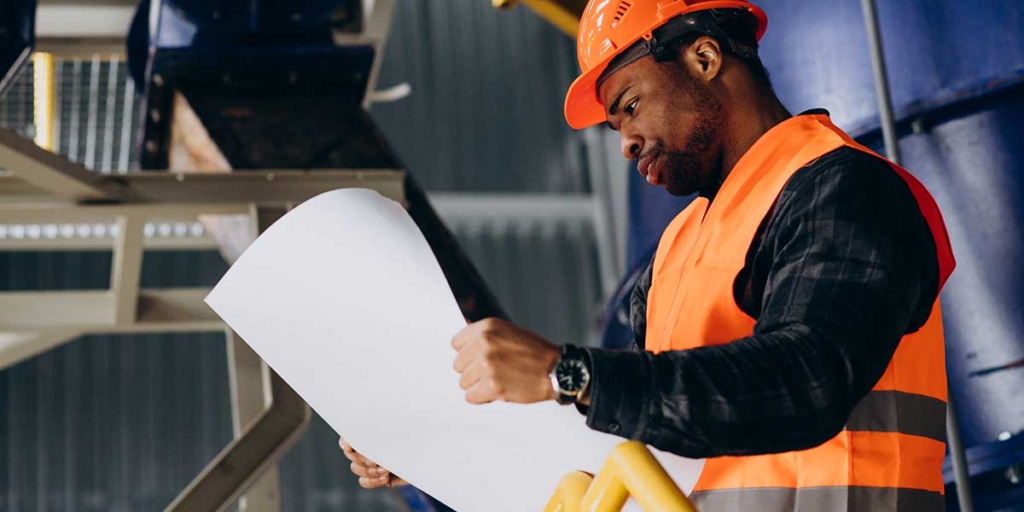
top-left (549, 345), bottom-right (592, 405)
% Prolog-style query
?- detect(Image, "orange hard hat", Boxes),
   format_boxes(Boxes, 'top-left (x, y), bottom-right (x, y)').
top-left (564, 0), bottom-right (768, 129)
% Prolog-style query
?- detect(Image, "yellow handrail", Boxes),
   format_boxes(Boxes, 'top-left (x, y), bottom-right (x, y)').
top-left (545, 441), bottom-right (698, 512)
top-left (32, 52), bottom-right (56, 151)
top-left (491, 0), bottom-right (582, 37)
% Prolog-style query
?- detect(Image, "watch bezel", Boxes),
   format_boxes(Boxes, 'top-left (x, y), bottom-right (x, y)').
top-left (550, 346), bottom-right (591, 405)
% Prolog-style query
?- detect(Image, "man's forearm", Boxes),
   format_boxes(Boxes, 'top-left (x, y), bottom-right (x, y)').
top-left (580, 324), bottom-right (872, 459)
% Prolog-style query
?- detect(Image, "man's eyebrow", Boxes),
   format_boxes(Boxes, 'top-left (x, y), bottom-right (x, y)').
top-left (608, 86), bottom-right (632, 117)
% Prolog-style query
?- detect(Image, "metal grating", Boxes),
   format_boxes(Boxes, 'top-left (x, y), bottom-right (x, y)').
top-left (0, 61), bottom-right (34, 140)
top-left (53, 56), bottom-right (141, 173)
top-left (0, 55), bottom-right (142, 173)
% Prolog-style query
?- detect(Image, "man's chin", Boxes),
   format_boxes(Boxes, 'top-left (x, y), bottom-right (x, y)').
top-left (664, 181), bottom-right (697, 197)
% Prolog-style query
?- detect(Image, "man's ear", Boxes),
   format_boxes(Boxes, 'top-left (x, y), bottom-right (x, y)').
top-left (683, 35), bottom-right (723, 82)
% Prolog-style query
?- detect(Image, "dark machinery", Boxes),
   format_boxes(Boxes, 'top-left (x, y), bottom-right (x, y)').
top-left (0, 0), bottom-right (35, 94)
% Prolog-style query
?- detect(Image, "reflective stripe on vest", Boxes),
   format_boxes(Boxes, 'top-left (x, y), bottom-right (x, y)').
top-left (646, 115), bottom-right (956, 510)
top-left (691, 486), bottom-right (945, 512)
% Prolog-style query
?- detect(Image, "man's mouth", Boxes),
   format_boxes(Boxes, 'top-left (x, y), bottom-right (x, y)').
top-left (638, 153), bottom-right (661, 185)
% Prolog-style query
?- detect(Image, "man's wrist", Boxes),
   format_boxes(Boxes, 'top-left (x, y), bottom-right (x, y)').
top-left (550, 344), bottom-right (593, 405)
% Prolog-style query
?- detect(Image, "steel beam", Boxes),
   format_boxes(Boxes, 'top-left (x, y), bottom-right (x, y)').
top-left (0, 288), bottom-right (222, 332)
top-left (227, 333), bottom-right (282, 512)
top-left (34, 1), bottom-right (136, 58)
top-left (163, 368), bottom-right (311, 512)
top-left (0, 170), bottom-right (406, 205)
top-left (0, 329), bottom-right (83, 371)
top-left (35, 2), bottom-right (136, 39)
top-left (0, 127), bottom-right (126, 201)
top-left (122, 170), bottom-right (406, 205)
top-left (110, 214), bottom-right (145, 326)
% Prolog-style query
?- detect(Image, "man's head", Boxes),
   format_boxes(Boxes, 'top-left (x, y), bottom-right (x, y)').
top-left (564, 1), bottom-right (771, 196)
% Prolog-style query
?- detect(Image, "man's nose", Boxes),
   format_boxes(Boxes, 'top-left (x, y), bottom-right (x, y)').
top-left (621, 133), bottom-right (643, 160)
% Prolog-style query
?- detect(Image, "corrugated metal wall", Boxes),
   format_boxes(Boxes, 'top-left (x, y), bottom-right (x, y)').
top-left (0, 1), bottom-right (605, 510)
top-left (368, 0), bottom-right (586, 193)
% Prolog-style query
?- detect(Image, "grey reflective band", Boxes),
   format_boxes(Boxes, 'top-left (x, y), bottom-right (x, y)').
top-left (846, 390), bottom-right (947, 443)
top-left (691, 486), bottom-right (945, 512)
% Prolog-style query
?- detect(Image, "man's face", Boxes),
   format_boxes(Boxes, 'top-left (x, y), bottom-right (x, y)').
top-left (598, 53), bottom-right (723, 196)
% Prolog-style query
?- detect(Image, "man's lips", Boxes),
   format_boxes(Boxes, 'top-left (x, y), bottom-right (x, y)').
top-left (638, 153), bottom-right (661, 185)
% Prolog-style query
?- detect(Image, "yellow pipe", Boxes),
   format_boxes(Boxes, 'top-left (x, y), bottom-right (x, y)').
top-left (544, 471), bottom-right (593, 512)
top-left (546, 441), bottom-right (699, 512)
top-left (492, 0), bottom-right (581, 38)
top-left (32, 52), bottom-right (56, 151)
top-left (521, 0), bottom-right (580, 37)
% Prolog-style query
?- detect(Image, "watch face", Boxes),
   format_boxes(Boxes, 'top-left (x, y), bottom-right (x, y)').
top-left (556, 358), bottom-right (589, 393)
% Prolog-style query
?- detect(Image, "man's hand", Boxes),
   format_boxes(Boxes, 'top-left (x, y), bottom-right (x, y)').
top-left (339, 438), bottom-right (408, 489)
top-left (452, 318), bottom-right (561, 404)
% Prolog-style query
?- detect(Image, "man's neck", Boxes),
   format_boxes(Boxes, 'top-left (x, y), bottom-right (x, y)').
top-left (718, 89), bottom-right (791, 184)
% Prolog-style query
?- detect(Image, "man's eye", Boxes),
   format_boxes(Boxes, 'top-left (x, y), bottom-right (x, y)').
top-left (624, 99), bottom-right (639, 115)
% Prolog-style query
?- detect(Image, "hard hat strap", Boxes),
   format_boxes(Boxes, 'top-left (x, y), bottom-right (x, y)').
top-left (597, 9), bottom-right (759, 92)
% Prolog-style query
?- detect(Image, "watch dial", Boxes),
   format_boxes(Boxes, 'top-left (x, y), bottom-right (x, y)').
top-left (557, 359), bottom-right (588, 392)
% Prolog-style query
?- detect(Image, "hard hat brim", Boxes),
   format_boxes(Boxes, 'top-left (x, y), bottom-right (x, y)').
top-left (564, 60), bottom-right (611, 130)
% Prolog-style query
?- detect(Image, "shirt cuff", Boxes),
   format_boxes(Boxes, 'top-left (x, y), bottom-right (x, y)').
top-left (579, 347), bottom-right (652, 439)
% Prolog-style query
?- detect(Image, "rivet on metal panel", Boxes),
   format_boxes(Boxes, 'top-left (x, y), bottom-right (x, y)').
top-left (911, 118), bottom-right (926, 134)
top-left (1006, 466), bottom-right (1022, 486)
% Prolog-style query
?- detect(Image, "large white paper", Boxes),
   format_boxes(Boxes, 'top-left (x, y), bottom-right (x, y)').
top-left (205, 189), bottom-right (703, 511)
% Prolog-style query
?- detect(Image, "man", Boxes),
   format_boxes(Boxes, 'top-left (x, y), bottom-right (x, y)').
top-left (345, 1), bottom-right (956, 510)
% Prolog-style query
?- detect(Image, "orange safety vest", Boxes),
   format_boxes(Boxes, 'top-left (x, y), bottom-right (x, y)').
top-left (646, 114), bottom-right (956, 511)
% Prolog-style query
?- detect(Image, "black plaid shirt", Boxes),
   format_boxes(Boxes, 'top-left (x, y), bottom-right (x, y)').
top-left (580, 143), bottom-right (940, 458)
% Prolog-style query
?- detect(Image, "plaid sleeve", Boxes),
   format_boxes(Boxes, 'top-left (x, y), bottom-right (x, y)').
top-left (581, 147), bottom-right (939, 457)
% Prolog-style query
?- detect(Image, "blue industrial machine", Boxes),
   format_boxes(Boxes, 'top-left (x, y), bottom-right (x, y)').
top-left (0, 0), bottom-right (34, 95)
top-left (601, 1), bottom-right (1024, 510)
top-left (125, 0), bottom-right (504, 314)
top-left (126, 0), bottom-right (383, 170)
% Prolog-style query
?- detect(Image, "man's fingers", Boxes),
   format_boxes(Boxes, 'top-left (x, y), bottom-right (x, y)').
top-left (358, 475), bottom-right (391, 489)
top-left (452, 319), bottom-right (491, 351)
top-left (340, 439), bottom-right (379, 468)
top-left (452, 337), bottom-right (484, 373)
top-left (458, 358), bottom-right (484, 390)
top-left (451, 326), bottom-right (473, 352)
top-left (465, 378), bottom-right (498, 404)
top-left (350, 462), bottom-right (372, 478)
